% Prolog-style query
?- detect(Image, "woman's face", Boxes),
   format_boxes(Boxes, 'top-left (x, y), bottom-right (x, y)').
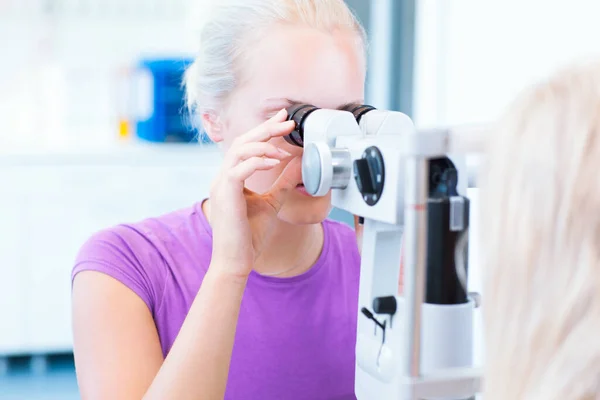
top-left (212, 24), bottom-right (366, 224)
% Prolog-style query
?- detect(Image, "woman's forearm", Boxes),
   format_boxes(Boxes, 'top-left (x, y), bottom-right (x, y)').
top-left (144, 261), bottom-right (248, 400)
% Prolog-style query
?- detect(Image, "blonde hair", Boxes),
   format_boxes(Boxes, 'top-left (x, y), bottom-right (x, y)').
top-left (479, 62), bottom-right (600, 399)
top-left (184, 0), bottom-right (366, 117)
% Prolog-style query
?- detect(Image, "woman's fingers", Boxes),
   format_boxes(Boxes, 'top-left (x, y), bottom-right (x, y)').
top-left (233, 109), bottom-right (296, 146)
top-left (226, 157), bottom-right (282, 186)
top-left (224, 142), bottom-right (291, 168)
top-left (214, 109), bottom-right (296, 198)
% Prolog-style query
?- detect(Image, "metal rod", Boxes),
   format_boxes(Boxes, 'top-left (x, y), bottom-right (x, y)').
top-left (402, 156), bottom-right (429, 382)
top-left (446, 125), bottom-right (489, 154)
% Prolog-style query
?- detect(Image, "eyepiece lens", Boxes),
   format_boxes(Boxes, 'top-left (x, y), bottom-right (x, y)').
top-left (284, 104), bottom-right (319, 147)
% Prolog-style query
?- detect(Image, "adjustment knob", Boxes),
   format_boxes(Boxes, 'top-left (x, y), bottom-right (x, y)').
top-left (373, 296), bottom-right (397, 316)
top-left (302, 142), bottom-right (351, 196)
top-left (353, 146), bottom-right (385, 206)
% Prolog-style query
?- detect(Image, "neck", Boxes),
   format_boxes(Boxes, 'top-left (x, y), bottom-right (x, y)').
top-left (254, 219), bottom-right (324, 278)
top-left (202, 199), bottom-right (324, 278)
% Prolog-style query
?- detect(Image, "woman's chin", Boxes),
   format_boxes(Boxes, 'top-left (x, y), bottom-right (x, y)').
top-left (277, 192), bottom-right (332, 225)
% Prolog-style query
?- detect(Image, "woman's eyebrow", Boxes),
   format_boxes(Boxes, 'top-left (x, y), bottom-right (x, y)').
top-left (262, 98), bottom-right (365, 111)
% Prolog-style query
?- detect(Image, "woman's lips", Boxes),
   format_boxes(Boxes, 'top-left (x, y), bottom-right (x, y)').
top-left (295, 184), bottom-right (311, 196)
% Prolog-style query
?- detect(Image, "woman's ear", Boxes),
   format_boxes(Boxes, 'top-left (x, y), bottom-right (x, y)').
top-left (200, 111), bottom-right (224, 143)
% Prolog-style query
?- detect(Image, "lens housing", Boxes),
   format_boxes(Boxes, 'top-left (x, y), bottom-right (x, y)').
top-left (284, 104), bottom-right (319, 147)
top-left (340, 104), bottom-right (376, 124)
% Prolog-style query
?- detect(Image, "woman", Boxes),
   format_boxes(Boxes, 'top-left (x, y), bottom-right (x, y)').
top-left (71, 1), bottom-right (368, 399)
top-left (480, 62), bottom-right (600, 399)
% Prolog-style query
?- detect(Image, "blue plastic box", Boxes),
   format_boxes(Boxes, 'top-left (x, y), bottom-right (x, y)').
top-left (133, 58), bottom-right (203, 143)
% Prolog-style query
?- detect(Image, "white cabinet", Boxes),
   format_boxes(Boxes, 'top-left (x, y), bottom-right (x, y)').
top-left (0, 169), bottom-right (28, 354)
top-left (0, 145), bottom-right (221, 354)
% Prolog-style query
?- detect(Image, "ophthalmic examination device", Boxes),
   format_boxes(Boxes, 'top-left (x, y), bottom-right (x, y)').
top-left (284, 104), bottom-right (484, 400)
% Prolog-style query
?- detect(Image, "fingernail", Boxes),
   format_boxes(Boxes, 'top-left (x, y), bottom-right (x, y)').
top-left (264, 158), bottom-right (281, 166)
top-left (277, 108), bottom-right (287, 117)
top-left (278, 147), bottom-right (292, 156)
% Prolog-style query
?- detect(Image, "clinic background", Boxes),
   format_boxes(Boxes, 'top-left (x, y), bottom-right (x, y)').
top-left (0, 0), bottom-right (598, 398)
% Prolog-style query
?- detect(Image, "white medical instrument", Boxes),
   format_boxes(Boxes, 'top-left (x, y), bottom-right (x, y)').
top-left (285, 104), bottom-right (484, 400)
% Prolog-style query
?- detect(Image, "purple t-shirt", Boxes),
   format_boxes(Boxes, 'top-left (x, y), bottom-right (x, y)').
top-left (72, 201), bottom-right (361, 400)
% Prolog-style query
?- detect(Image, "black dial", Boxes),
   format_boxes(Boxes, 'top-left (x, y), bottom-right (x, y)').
top-left (373, 296), bottom-right (397, 316)
top-left (353, 146), bottom-right (385, 206)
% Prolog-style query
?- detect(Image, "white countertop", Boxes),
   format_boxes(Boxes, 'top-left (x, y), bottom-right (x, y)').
top-left (0, 141), bottom-right (224, 166)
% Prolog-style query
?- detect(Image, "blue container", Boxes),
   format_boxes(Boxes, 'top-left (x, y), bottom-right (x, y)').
top-left (133, 58), bottom-right (203, 143)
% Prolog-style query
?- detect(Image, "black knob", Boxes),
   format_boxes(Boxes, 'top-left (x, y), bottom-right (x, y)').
top-left (354, 159), bottom-right (375, 193)
top-left (353, 146), bottom-right (385, 206)
top-left (373, 296), bottom-right (397, 315)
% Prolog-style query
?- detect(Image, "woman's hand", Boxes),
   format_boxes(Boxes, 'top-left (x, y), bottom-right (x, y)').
top-left (353, 216), bottom-right (405, 294)
top-left (209, 109), bottom-right (300, 279)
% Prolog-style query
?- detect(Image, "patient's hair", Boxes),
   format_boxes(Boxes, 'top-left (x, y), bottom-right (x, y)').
top-left (479, 62), bottom-right (600, 399)
top-left (184, 0), bottom-right (366, 117)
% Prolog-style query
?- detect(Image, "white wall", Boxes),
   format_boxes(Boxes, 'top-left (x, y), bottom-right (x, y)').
top-left (0, 146), bottom-right (221, 355)
top-left (414, 0), bottom-right (600, 369)
top-left (414, 0), bottom-right (600, 128)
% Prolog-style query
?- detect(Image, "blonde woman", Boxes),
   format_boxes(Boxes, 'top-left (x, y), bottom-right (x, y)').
top-left (480, 62), bottom-right (600, 399)
top-left (71, 1), bottom-right (369, 399)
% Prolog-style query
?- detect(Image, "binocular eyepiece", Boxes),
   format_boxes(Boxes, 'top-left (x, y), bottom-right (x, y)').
top-left (284, 103), bottom-right (376, 148)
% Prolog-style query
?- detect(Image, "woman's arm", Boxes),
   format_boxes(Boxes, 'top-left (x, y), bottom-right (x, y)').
top-left (72, 260), bottom-right (247, 400)
top-left (72, 271), bottom-right (163, 400)
top-left (145, 264), bottom-right (247, 400)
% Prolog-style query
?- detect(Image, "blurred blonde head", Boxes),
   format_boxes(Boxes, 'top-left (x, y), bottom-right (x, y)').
top-left (480, 62), bottom-right (600, 399)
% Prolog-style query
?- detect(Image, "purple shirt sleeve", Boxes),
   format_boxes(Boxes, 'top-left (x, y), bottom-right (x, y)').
top-left (72, 225), bottom-right (166, 314)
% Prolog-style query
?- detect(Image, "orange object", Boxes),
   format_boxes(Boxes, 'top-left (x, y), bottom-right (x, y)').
top-left (118, 119), bottom-right (129, 139)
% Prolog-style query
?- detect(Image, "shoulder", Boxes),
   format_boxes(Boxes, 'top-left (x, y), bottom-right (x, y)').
top-left (322, 218), bottom-right (361, 264)
top-left (324, 218), bottom-right (357, 242)
top-left (72, 202), bottom-right (211, 313)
